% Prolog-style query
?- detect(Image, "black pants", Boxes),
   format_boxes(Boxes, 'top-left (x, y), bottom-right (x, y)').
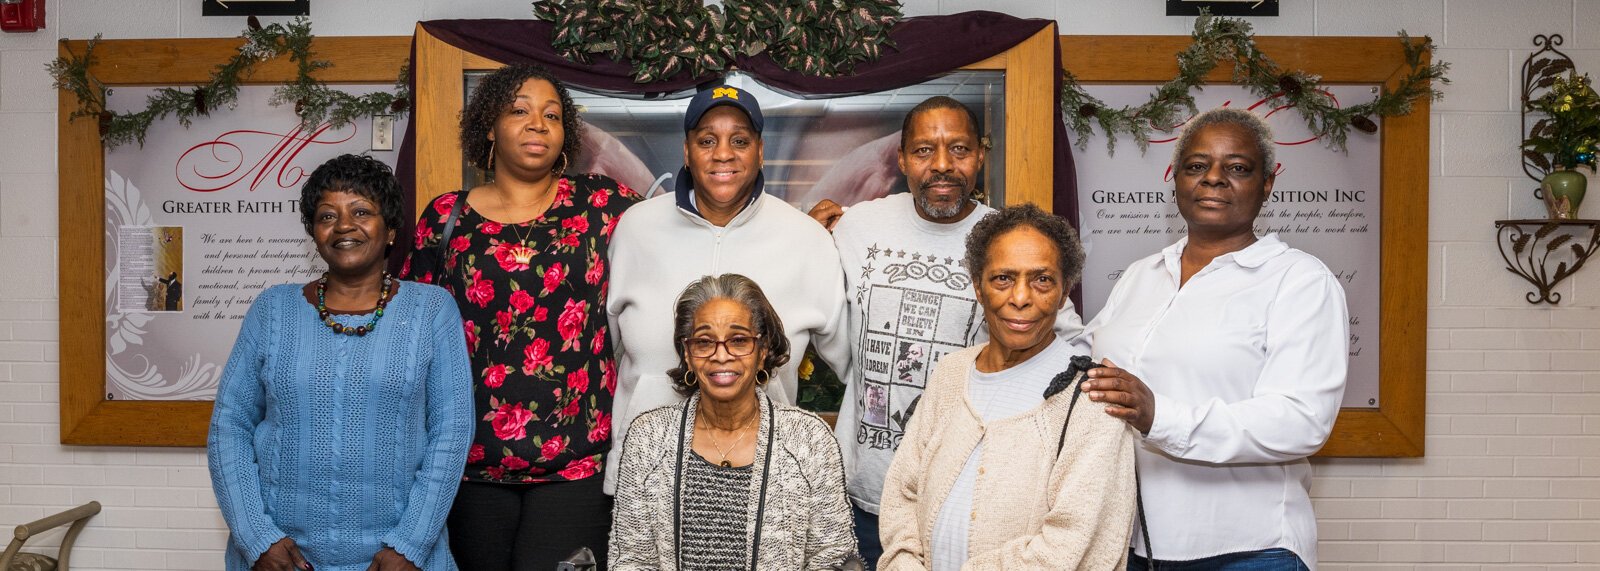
top-left (448, 477), bottom-right (613, 571)
top-left (851, 504), bottom-right (882, 570)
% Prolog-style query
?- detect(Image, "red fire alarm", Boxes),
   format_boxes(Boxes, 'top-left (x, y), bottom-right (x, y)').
top-left (1, 0), bottom-right (46, 33)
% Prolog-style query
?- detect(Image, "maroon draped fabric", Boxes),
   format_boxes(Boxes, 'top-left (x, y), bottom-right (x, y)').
top-left (727, 11), bottom-right (1048, 95)
top-left (394, 11), bottom-right (1080, 286)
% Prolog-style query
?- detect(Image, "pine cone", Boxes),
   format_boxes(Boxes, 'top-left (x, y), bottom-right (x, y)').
top-left (1278, 75), bottom-right (1303, 96)
top-left (1078, 104), bottom-right (1097, 118)
top-left (1351, 115), bottom-right (1378, 133)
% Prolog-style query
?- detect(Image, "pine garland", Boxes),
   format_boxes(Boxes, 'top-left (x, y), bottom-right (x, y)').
top-left (53, 9), bottom-right (1445, 155)
top-left (1061, 12), bottom-right (1451, 155)
top-left (49, 17), bottom-right (409, 150)
top-left (532, 0), bottom-right (901, 83)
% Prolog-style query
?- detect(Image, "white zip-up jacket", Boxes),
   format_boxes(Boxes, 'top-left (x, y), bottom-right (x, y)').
top-left (605, 187), bottom-right (850, 494)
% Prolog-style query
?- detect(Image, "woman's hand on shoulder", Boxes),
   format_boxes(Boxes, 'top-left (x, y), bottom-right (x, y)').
top-left (1083, 358), bottom-right (1155, 435)
top-left (365, 547), bottom-right (419, 571)
top-left (253, 537), bottom-right (309, 571)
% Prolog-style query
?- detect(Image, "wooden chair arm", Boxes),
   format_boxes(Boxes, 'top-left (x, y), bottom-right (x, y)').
top-left (0, 502), bottom-right (102, 571)
top-left (12, 503), bottom-right (101, 543)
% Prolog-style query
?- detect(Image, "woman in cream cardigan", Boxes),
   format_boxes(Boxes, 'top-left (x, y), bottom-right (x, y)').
top-left (610, 274), bottom-right (857, 570)
top-left (877, 205), bottom-right (1137, 570)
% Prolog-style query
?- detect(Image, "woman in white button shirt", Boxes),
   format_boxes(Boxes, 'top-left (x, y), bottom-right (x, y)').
top-left (1081, 108), bottom-right (1349, 570)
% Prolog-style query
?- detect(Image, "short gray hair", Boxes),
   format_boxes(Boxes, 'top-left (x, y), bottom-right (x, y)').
top-left (964, 204), bottom-right (1084, 288)
top-left (1171, 108), bottom-right (1276, 179)
top-left (666, 274), bottom-right (791, 396)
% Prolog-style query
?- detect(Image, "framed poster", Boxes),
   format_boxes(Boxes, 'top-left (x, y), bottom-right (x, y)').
top-left (100, 84), bottom-right (408, 403)
top-left (1061, 36), bottom-right (1430, 457)
top-left (412, 24), bottom-right (1061, 213)
top-left (1166, 0), bottom-right (1280, 17)
top-left (201, 0), bottom-right (310, 17)
top-left (59, 36), bottom-right (410, 446)
top-left (463, 70), bottom-right (1010, 212)
top-left (1073, 83), bottom-right (1384, 409)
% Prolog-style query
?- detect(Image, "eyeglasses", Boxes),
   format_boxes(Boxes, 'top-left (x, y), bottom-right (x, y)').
top-left (683, 335), bottom-right (762, 358)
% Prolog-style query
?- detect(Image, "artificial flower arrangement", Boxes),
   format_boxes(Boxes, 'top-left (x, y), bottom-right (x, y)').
top-left (1524, 72), bottom-right (1600, 171)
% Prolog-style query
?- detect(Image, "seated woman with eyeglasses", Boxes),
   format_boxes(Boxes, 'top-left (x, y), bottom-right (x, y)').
top-left (610, 274), bottom-right (857, 570)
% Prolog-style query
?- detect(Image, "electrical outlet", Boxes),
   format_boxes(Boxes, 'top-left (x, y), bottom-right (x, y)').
top-left (372, 115), bottom-right (394, 151)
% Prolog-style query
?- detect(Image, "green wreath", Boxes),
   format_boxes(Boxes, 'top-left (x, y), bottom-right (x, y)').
top-left (50, 17), bottom-right (408, 150)
top-left (1062, 12), bottom-right (1450, 155)
top-left (533, 0), bottom-right (903, 82)
top-left (52, 10), bottom-right (1447, 155)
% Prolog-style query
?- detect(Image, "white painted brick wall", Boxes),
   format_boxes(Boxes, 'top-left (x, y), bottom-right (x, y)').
top-left (0, 0), bottom-right (1596, 568)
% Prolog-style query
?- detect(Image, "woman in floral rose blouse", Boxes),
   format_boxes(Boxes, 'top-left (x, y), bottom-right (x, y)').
top-left (403, 64), bottom-right (640, 571)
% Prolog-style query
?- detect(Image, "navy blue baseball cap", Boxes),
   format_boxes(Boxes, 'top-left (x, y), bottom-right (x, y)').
top-left (683, 85), bottom-right (764, 135)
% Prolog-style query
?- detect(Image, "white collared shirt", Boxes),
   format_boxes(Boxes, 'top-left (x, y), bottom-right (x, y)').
top-left (1084, 234), bottom-right (1348, 566)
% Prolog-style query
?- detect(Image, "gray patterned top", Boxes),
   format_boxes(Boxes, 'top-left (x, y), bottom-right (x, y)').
top-left (681, 452), bottom-right (754, 569)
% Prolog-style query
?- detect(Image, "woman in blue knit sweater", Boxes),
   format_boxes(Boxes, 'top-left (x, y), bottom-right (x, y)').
top-left (208, 155), bottom-right (475, 571)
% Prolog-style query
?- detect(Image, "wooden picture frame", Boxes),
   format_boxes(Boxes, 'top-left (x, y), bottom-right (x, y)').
top-left (410, 23), bottom-right (1060, 212)
top-left (200, 0), bottom-right (310, 17)
top-left (1061, 36), bottom-right (1430, 457)
top-left (58, 36), bottom-right (409, 446)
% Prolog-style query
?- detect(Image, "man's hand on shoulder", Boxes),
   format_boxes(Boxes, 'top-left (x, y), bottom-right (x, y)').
top-left (808, 199), bottom-right (846, 231)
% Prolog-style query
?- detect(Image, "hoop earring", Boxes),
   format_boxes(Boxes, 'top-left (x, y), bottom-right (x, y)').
top-left (553, 151), bottom-right (568, 176)
top-left (681, 372), bottom-right (698, 387)
top-left (755, 369), bottom-right (770, 386)
top-left (486, 141), bottom-right (496, 172)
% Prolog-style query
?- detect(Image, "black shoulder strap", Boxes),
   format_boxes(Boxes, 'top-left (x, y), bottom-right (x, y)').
top-left (434, 189), bottom-right (469, 280)
top-left (1053, 382), bottom-right (1085, 457)
top-left (1136, 465), bottom-right (1156, 569)
top-left (1049, 355), bottom-right (1157, 569)
top-left (673, 397), bottom-right (692, 571)
top-left (1048, 354), bottom-right (1098, 457)
top-left (748, 395), bottom-right (776, 569)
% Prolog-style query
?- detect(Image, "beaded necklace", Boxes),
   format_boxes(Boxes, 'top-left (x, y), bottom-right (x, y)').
top-left (316, 272), bottom-right (392, 336)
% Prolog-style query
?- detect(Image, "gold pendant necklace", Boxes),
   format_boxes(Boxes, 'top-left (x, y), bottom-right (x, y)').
top-left (495, 177), bottom-right (559, 227)
top-left (510, 219), bottom-right (536, 248)
top-left (496, 178), bottom-right (558, 248)
top-left (701, 414), bottom-right (758, 467)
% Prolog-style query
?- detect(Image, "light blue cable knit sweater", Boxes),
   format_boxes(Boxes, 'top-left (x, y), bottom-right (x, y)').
top-left (207, 282), bottom-right (473, 570)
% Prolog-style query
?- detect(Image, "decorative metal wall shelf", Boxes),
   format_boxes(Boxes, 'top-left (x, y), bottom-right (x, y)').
top-left (1494, 219), bottom-right (1600, 304)
top-left (1521, 33), bottom-right (1575, 193)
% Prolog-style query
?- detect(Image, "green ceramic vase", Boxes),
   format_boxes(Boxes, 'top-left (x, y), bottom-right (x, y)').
top-left (1541, 169), bottom-right (1587, 219)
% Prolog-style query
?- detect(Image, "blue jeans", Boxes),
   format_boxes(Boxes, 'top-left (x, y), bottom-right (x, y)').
top-left (852, 504), bottom-right (883, 570)
top-left (1128, 548), bottom-right (1310, 571)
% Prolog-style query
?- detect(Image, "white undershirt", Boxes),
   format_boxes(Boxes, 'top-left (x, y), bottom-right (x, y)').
top-left (929, 336), bottom-right (1069, 571)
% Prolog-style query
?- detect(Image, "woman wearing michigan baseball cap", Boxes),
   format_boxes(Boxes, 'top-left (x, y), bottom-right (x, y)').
top-left (604, 85), bottom-right (852, 506)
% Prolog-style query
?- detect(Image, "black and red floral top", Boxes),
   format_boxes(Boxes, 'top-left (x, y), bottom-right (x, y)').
top-left (402, 173), bottom-right (641, 483)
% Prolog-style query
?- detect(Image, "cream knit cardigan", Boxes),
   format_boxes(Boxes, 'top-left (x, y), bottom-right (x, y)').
top-left (610, 393), bottom-right (858, 570)
top-left (878, 345), bottom-right (1138, 570)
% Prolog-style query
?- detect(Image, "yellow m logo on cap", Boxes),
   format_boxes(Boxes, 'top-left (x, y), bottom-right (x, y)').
top-left (713, 87), bottom-right (739, 100)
